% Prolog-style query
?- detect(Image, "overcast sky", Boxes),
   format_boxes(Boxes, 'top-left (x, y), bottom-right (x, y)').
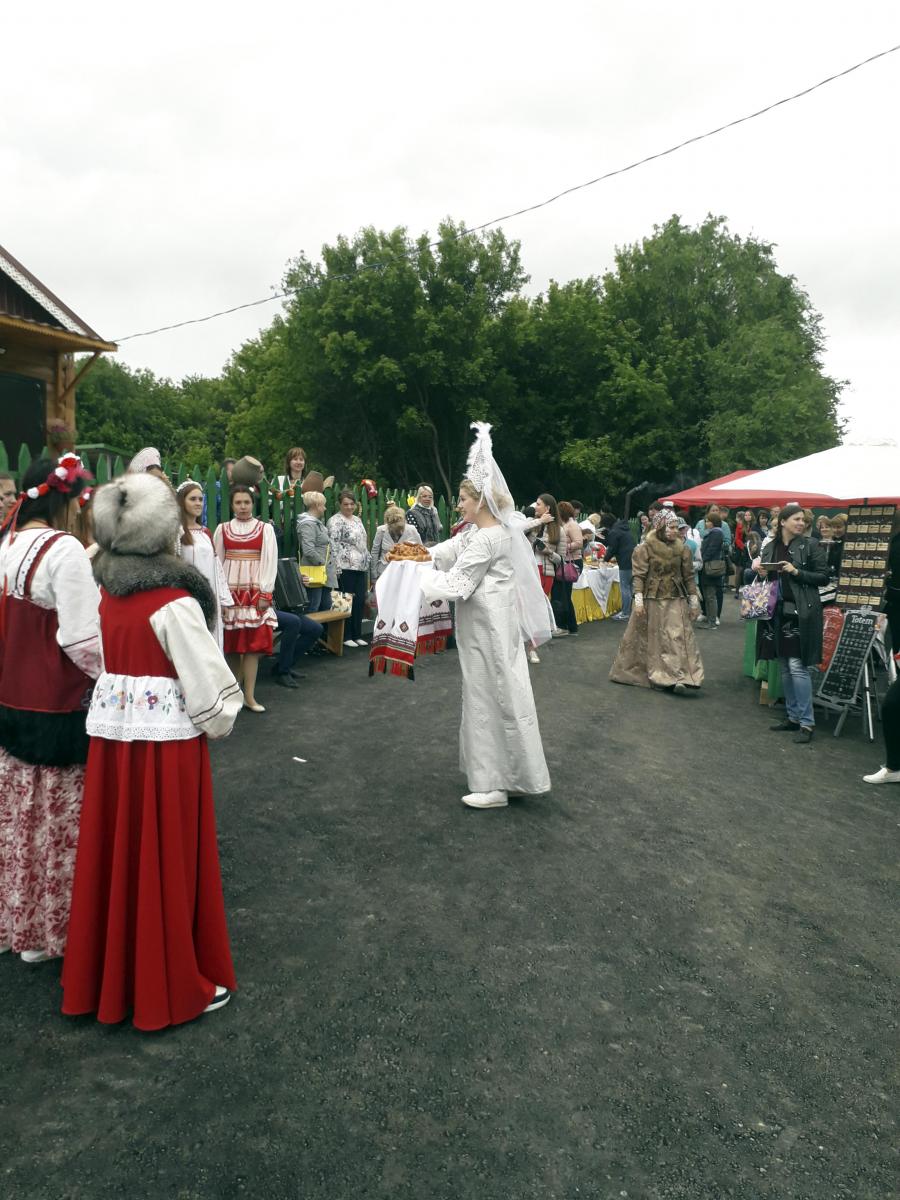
top-left (3, 2), bottom-right (898, 446)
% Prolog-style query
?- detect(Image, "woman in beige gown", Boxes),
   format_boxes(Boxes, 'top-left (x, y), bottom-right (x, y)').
top-left (609, 508), bottom-right (703, 694)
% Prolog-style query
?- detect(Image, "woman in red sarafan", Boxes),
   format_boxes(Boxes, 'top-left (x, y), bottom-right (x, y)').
top-left (61, 473), bottom-right (243, 1030)
top-left (213, 484), bottom-right (277, 713)
top-left (0, 456), bottom-right (101, 964)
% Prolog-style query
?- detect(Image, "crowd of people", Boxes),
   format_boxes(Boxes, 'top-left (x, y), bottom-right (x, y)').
top-left (2, 440), bottom-right (898, 1034)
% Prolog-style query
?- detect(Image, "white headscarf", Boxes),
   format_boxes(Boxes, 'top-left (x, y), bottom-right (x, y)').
top-left (465, 422), bottom-right (553, 648)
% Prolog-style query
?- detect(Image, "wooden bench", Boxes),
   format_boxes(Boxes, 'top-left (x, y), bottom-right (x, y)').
top-left (314, 609), bottom-right (350, 656)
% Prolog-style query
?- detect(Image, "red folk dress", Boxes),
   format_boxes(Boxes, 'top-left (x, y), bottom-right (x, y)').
top-left (61, 586), bottom-right (242, 1030)
top-left (0, 529), bottom-right (101, 956)
top-left (213, 519), bottom-right (278, 655)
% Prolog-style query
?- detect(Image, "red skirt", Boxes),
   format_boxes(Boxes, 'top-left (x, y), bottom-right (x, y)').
top-left (539, 572), bottom-right (554, 597)
top-left (223, 626), bottom-right (273, 655)
top-left (61, 736), bottom-right (236, 1031)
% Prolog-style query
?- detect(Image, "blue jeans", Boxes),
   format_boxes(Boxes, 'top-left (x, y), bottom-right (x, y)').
top-left (779, 656), bottom-right (815, 728)
top-left (305, 586), bottom-right (332, 615)
top-left (619, 568), bottom-right (633, 617)
top-left (275, 610), bottom-right (324, 674)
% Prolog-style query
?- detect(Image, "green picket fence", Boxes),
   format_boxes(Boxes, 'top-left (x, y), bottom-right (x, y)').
top-left (0, 441), bottom-right (456, 554)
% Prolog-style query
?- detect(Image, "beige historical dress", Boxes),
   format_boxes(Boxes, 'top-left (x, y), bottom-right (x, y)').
top-left (609, 530), bottom-right (704, 689)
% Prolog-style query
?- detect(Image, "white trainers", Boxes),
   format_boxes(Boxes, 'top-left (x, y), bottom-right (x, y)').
top-left (862, 766), bottom-right (900, 785)
top-left (203, 985), bottom-right (232, 1013)
top-left (343, 639), bottom-right (357, 647)
top-left (461, 790), bottom-right (508, 809)
top-left (528, 650), bottom-right (540, 664)
top-left (551, 629), bottom-right (569, 638)
top-left (20, 949), bottom-right (58, 963)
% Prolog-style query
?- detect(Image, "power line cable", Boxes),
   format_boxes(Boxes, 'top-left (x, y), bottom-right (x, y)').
top-left (115, 42), bottom-right (900, 343)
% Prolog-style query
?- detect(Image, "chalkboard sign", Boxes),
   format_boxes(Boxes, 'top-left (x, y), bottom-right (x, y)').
top-left (817, 610), bottom-right (879, 705)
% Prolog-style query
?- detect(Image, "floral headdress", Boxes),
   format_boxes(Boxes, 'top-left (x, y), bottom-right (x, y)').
top-left (2, 453), bottom-right (92, 542)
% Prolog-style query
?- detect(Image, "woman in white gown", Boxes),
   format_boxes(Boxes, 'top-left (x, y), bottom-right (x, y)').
top-left (420, 424), bottom-right (552, 809)
top-left (175, 481), bottom-right (234, 650)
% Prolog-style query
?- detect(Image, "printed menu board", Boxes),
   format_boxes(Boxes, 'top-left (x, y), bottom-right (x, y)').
top-left (818, 610), bottom-right (879, 705)
top-left (835, 504), bottom-right (895, 609)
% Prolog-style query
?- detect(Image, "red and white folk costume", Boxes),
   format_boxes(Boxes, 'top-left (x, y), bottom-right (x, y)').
top-left (213, 518), bottom-right (277, 655)
top-left (0, 528), bottom-right (101, 956)
top-left (61, 474), bottom-right (242, 1031)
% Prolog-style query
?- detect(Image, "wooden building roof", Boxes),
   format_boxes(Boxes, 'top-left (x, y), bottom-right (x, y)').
top-left (0, 243), bottom-right (116, 353)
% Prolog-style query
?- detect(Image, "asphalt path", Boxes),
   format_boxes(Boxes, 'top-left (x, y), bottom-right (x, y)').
top-left (2, 604), bottom-right (897, 1199)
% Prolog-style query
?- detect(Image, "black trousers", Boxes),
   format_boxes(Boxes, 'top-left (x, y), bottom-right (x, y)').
top-left (551, 578), bottom-right (579, 633)
top-left (882, 678), bottom-right (900, 770)
top-left (338, 569), bottom-right (368, 641)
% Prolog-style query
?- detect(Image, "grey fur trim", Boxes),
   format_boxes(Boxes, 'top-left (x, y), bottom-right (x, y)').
top-left (93, 552), bottom-right (217, 629)
top-left (92, 473), bottom-right (181, 557)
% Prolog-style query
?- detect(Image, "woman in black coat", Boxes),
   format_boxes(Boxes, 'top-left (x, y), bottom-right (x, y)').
top-left (754, 503), bottom-right (829, 744)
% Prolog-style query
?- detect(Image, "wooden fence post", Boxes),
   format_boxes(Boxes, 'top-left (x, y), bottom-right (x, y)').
top-left (205, 466), bottom-right (219, 534)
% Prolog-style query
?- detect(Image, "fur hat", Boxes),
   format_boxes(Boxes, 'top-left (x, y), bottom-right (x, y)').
top-left (92, 473), bottom-right (181, 556)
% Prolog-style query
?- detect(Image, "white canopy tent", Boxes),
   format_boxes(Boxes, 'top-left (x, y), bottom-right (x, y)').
top-left (710, 440), bottom-right (900, 505)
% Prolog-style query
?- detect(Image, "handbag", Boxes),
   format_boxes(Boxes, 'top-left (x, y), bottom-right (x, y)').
top-left (739, 575), bottom-right (779, 620)
top-left (556, 560), bottom-right (579, 583)
top-left (702, 558), bottom-right (727, 578)
top-left (300, 544), bottom-right (329, 588)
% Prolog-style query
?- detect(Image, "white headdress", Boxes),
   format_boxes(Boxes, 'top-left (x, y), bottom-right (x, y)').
top-left (464, 422), bottom-right (553, 647)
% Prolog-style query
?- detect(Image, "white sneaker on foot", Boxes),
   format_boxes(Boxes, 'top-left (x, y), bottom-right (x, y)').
top-left (863, 766), bottom-right (900, 784)
top-left (343, 639), bottom-right (358, 647)
top-left (551, 629), bottom-right (569, 638)
top-left (20, 949), bottom-right (59, 963)
top-left (461, 790), bottom-right (508, 808)
top-left (528, 650), bottom-right (540, 664)
top-left (204, 985), bottom-right (232, 1013)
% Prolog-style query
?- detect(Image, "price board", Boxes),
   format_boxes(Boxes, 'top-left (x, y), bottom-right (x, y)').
top-left (816, 614), bottom-right (883, 734)
top-left (835, 504), bottom-right (895, 609)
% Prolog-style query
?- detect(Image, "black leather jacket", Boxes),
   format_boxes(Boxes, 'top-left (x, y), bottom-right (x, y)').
top-left (759, 535), bottom-right (829, 665)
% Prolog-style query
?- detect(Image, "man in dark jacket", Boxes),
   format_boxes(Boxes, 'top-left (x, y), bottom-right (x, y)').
top-left (602, 513), bottom-right (636, 619)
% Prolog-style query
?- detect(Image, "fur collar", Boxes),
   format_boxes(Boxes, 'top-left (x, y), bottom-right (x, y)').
top-left (92, 551), bottom-right (217, 629)
top-left (645, 529), bottom-right (685, 561)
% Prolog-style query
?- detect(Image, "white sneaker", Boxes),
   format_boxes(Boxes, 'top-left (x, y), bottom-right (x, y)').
top-left (461, 790), bottom-right (508, 809)
top-left (343, 639), bottom-right (358, 647)
top-left (863, 766), bottom-right (900, 784)
top-left (551, 629), bottom-right (569, 638)
top-left (204, 985), bottom-right (232, 1013)
top-left (714, 618), bottom-right (721, 627)
top-left (20, 949), bottom-right (59, 963)
top-left (695, 615), bottom-right (708, 626)
top-left (528, 650), bottom-right (540, 664)
top-left (355, 638), bottom-right (368, 646)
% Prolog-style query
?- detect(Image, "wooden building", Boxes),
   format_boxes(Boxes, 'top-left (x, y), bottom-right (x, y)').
top-left (0, 243), bottom-right (116, 463)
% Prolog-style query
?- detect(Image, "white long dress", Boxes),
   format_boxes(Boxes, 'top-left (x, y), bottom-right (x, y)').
top-left (421, 525), bottom-right (551, 795)
top-left (176, 528), bottom-right (234, 651)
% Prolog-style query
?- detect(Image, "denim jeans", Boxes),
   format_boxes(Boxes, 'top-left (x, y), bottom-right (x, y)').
top-left (274, 610), bottom-right (324, 674)
top-left (305, 586), bottom-right (332, 615)
top-left (618, 568), bottom-right (633, 617)
top-left (779, 656), bottom-right (815, 728)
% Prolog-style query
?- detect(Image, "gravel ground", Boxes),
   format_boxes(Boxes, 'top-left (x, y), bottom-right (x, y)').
top-left (1, 605), bottom-right (897, 1199)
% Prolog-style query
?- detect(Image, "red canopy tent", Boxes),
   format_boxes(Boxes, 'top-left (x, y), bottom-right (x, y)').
top-left (661, 470), bottom-right (861, 509)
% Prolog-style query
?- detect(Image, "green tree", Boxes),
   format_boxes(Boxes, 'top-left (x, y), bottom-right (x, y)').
top-left (593, 214), bottom-right (842, 493)
top-left (230, 220), bottom-right (528, 496)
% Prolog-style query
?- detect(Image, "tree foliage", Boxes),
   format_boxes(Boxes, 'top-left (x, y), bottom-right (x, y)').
top-left (75, 214), bottom-right (842, 505)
